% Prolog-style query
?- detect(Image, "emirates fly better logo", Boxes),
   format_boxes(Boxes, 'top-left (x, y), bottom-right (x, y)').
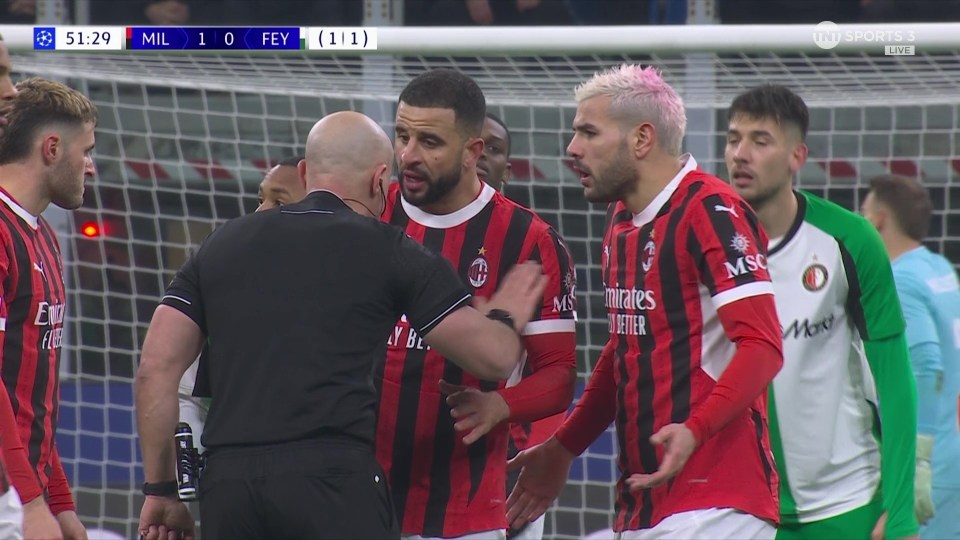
top-left (813, 21), bottom-right (916, 55)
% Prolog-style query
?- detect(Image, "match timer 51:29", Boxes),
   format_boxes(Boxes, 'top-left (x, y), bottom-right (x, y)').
top-left (57, 26), bottom-right (125, 50)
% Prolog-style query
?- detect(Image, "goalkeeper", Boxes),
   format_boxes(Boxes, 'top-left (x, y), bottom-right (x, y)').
top-left (177, 157), bottom-right (306, 451)
top-left (863, 174), bottom-right (960, 540)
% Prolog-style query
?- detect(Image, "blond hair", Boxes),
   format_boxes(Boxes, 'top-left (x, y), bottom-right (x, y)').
top-left (575, 65), bottom-right (686, 155)
top-left (0, 77), bottom-right (98, 164)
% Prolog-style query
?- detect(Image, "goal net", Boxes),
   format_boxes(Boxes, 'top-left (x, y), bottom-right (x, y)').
top-left (7, 23), bottom-right (960, 539)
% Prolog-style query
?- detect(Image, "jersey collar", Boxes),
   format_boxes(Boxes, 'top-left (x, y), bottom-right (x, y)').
top-left (401, 181), bottom-right (496, 229)
top-left (0, 188), bottom-right (38, 230)
top-left (767, 190), bottom-right (807, 257)
top-left (631, 153), bottom-right (697, 228)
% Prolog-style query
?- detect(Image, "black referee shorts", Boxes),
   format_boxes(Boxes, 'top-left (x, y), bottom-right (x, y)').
top-left (199, 436), bottom-right (399, 540)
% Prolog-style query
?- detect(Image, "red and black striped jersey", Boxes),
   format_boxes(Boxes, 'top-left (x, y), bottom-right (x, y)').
top-left (376, 181), bottom-right (577, 537)
top-left (590, 158), bottom-right (778, 530)
top-left (0, 189), bottom-right (71, 506)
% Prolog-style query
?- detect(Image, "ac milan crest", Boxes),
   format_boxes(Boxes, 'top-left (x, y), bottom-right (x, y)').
top-left (641, 240), bottom-right (656, 272)
top-left (802, 263), bottom-right (828, 292)
top-left (468, 256), bottom-right (489, 288)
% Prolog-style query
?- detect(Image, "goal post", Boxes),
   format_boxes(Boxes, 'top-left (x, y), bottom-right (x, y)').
top-left (3, 22), bottom-right (959, 538)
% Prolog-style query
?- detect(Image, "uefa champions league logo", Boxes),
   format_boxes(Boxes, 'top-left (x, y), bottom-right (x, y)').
top-left (34, 29), bottom-right (55, 49)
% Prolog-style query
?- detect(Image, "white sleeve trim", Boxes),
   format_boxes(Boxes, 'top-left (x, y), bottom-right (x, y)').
top-left (162, 294), bottom-right (193, 306)
top-left (522, 318), bottom-right (576, 336)
top-left (420, 294), bottom-right (471, 334)
top-left (711, 281), bottom-right (774, 310)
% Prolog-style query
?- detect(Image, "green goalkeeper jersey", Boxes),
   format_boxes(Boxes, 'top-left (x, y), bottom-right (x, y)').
top-left (766, 191), bottom-right (918, 538)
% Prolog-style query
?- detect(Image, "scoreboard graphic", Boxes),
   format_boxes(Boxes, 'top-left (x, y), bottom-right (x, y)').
top-left (31, 26), bottom-right (377, 51)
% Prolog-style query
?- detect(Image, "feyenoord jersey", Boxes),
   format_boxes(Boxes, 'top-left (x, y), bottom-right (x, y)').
top-left (376, 181), bottom-right (576, 537)
top-left (602, 157), bottom-right (778, 530)
top-left (0, 189), bottom-right (67, 492)
top-left (767, 191), bottom-right (906, 523)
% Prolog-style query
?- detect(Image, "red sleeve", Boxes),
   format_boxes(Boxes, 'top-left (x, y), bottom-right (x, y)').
top-left (0, 242), bottom-right (44, 504)
top-left (45, 447), bottom-right (76, 515)
top-left (0, 381), bottom-right (43, 503)
top-left (554, 340), bottom-right (617, 456)
top-left (527, 411), bottom-right (565, 448)
top-left (684, 295), bottom-right (783, 445)
top-left (688, 190), bottom-right (773, 304)
top-left (498, 332), bottom-right (576, 423)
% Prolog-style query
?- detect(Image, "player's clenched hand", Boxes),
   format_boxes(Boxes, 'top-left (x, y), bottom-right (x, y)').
top-left (625, 423), bottom-right (697, 491)
top-left (439, 379), bottom-right (510, 445)
top-left (484, 261), bottom-right (548, 331)
top-left (506, 437), bottom-right (574, 530)
top-left (138, 496), bottom-right (195, 540)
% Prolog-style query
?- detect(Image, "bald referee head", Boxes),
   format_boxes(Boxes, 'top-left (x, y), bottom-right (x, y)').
top-left (301, 111), bottom-right (393, 218)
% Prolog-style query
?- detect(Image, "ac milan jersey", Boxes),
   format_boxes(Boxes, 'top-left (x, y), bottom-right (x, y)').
top-left (376, 181), bottom-right (577, 537)
top-left (601, 157), bottom-right (778, 530)
top-left (0, 189), bottom-right (67, 498)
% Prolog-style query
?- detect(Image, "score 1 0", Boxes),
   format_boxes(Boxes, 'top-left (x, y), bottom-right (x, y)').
top-left (128, 27), bottom-right (301, 50)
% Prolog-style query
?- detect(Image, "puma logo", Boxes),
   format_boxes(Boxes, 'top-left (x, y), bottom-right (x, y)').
top-left (714, 204), bottom-right (739, 217)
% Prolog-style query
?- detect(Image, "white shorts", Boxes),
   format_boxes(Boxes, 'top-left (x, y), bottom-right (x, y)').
top-left (510, 514), bottom-right (544, 540)
top-left (404, 529), bottom-right (507, 540)
top-left (615, 508), bottom-right (775, 540)
top-left (0, 486), bottom-right (23, 540)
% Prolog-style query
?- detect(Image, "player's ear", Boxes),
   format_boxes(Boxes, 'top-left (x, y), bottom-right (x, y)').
top-left (463, 136), bottom-right (484, 169)
top-left (789, 142), bottom-right (808, 175)
top-left (41, 133), bottom-right (61, 164)
top-left (503, 160), bottom-right (512, 184)
top-left (633, 122), bottom-right (656, 160)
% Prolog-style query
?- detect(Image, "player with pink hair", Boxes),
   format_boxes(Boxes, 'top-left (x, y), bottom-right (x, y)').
top-left (506, 64), bottom-right (784, 539)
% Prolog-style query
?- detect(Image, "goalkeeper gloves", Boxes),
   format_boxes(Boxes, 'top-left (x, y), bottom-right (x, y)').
top-left (915, 434), bottom-right (935, 525)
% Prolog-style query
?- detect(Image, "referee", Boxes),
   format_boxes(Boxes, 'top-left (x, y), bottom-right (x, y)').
top-left (135, 111), bottom-right (546, 540)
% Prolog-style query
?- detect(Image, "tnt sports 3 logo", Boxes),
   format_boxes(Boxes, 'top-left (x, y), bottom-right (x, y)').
top-left (812, 21), bottom-right (916, 55)
top-left (34, 27), bottom-right (56, 50)
top-left (802, 263), bottom-right (829, 292)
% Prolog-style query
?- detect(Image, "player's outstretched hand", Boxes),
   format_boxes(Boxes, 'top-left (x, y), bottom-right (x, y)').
top-left (439, 379), bottom-right (510, 445)
top-left (506, 437), bottom-right (574, 530)
top-left (625, 423), bottom-right (697, 491)
top-left (484, 261), bottom-right (547, 331)
top-left (138, 496), bottom-right (195, 540)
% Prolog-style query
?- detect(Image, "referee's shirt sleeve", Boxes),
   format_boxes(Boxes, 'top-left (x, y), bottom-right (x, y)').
top-left (160, 250), bottom-right (206, 334)
top-left (391, 232), bottom-right (471, 336)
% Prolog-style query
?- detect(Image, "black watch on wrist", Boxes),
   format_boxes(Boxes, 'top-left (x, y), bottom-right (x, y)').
top-left (486, 308), bottom-right (518, 333)
top-left (142, 480), bottom-right (178, 497)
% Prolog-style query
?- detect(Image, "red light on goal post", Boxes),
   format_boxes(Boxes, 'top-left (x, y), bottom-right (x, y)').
top-left (80, 222), bottom-right (102, 238)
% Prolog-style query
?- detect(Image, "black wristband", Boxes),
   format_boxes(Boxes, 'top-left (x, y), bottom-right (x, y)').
top-left (486, 309), bottom-right (518, 333)
top-left (142, 481), bottom-right (178, 496)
